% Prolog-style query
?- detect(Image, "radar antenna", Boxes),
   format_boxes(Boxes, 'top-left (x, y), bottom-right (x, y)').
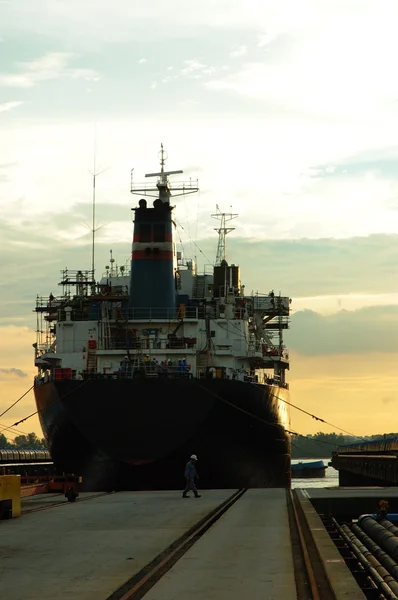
top-left (130, 143), bottom-right (198, 201)
top-left (212, 205), bottom-right (238, 265)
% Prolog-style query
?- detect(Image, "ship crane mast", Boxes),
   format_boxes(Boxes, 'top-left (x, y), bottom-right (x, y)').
top-left (212, 205), bottom-right (238, 265)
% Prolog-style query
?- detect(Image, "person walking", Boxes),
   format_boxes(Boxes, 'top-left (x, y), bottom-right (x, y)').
top-left (182, 454), bottom-right (201, 498)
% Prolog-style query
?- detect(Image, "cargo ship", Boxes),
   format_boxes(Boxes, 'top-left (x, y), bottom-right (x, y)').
top-left (33, 146), bottom-right (292, 490)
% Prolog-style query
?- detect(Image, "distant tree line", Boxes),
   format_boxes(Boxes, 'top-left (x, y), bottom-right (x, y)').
top-left (2, 430), bottom-right (397, 457)
top-left (0, 432), bottom-right (48, 450)
top-left (291, 432), bottom-right (398, 459)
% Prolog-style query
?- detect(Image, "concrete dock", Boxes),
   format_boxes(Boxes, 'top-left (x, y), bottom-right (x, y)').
top-left (143, 489), bottom-right (296, 600)
top-left (0, 487), bottom-right (378, 599)
top-left (1, 491), bottom-right (233, 600)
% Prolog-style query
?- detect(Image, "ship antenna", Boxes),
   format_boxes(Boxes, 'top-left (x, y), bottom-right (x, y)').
top-left (109, 249), bottom-right (115, 276)
top-left (131, 144), bottom-right (198, 202)
top-left (211, 205), bottom-right (238, 265)
top-left (160, 142), bottom-right (165, 176)
top-left (88, 128), bottom-right (108, 293)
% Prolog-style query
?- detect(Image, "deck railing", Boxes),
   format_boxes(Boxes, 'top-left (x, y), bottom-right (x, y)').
top-left (46, 305), bottom-right (200, 322)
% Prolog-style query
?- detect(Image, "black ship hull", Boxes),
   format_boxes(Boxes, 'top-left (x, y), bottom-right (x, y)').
top-left (34, 377), bottom-right (291, 490)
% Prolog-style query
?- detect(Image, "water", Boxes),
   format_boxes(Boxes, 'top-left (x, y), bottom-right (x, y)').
top-left (291, 458), bottom-right (339, 489)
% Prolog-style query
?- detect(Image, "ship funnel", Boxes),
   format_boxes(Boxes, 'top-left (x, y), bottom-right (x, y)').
top-left (129, 199), bottom-right (176, 316)
top-left (129, 146), bottom-right (199, 317)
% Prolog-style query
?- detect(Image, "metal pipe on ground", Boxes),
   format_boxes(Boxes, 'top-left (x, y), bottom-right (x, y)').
top-left (352, 524), bottom-right (398, 580)
top-left (340, 524), bottom-right (398, 599)
top-left (340, 523), bottom-right (398, 599)
top-left (331, 517), bottom-right (398, 600)
top-left (359, 515), bottom-right (398, 563)
top-left (380, 519), bottom-right (398, 537)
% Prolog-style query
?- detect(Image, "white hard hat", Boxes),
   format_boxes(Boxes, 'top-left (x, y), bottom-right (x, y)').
top-left (190, 454), bottom-right (198, 460)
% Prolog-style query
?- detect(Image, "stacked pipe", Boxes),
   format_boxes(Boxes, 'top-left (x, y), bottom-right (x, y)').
top-left (331, 516), bottom-right (398, 599)
top-left (351, 522), bottom-right (398, 582)
top-left (358, 516), bottom-right (398, 569)
top-left (380, 519), bottom-right (398, 538)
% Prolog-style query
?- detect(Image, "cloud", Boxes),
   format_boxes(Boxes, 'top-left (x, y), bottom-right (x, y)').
top-left (290, 306), bottom-right (398, 356)
top-left (204, 6), bottom-right (398, 121)
top-left (0, 101), bottom-right (24, 112)
top-left (156, 59), bottom-right (219, 87)
top-left (288, 351), bottom-right (398, 435)
top-left (310, 151), bottom-right (398, 182)
top-left (0, 53), bottom-right (100, 88)
top-left (2, 108), bottom-right (398, 245)
top-left (1, 187), bottom-right (398, 288)
top-left (138, 58), bottom-right (147, 64)
top-left (0, 1), bottom-right (290, 45)
top-left (1, 196), bottom-right (398, 328)
top-left (0, 162), bottom-right (18, 182)
top-left (382, 397), bottom-right (395, 406)
top-left (180, 60), bottom-right (211, 78)
top-left (257, 32), bottom-right (279, 48)
top-left (0, 368), bottom-right (28, 378)
top-left (215, 234), bottom-right (398, 299)
top-left (0, 325), bottom-right (38, 434)
top-left (230, 45), bottom-right (247, 57)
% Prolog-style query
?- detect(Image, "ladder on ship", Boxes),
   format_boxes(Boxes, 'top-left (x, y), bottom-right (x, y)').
top-left (131, 348), bottom-right (144, 377)
top-left (130, 344), bottom-right (157, 378)
top-left (86, 348), bottom-right (97, 373)
top-left (196, 351), bottom-right (208, 379)
top-left (101, 303), bottom-right (112, 350)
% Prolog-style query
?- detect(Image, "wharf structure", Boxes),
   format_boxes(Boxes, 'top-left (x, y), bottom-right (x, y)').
top-left (331, 437), bottom-right (398, 486)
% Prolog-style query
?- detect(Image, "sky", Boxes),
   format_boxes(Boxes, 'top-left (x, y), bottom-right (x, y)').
top-left (1, 0), bottom-right (398, 443)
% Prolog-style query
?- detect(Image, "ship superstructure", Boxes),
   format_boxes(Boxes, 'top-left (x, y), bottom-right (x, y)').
top-left (33, 146), bottom-right (292, 490)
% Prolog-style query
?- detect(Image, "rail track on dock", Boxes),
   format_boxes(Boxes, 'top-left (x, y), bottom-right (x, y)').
top-left (107, 488), bottom-right (246, 600)
top-left (20, 487), bottom-right (342, 599)
top-left (21, 492), bottom-right (111, 514)
top-left (287, 489), bottom-right (336, 600)
top-left (107, 488), bottom-right (339, 600)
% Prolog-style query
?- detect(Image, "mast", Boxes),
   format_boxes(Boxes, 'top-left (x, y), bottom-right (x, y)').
top-left (91, 168), bottom-right (96, 282)
top-left (212, 205), bottom-right (238, 265)
top-left (130, 143), bottom-right (198, 200)
top-left (89, 131), bottom-right (107, 294)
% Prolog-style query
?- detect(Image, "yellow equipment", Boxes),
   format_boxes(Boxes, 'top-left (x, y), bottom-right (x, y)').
top-left (0, 475), bottom-right (21, 519)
